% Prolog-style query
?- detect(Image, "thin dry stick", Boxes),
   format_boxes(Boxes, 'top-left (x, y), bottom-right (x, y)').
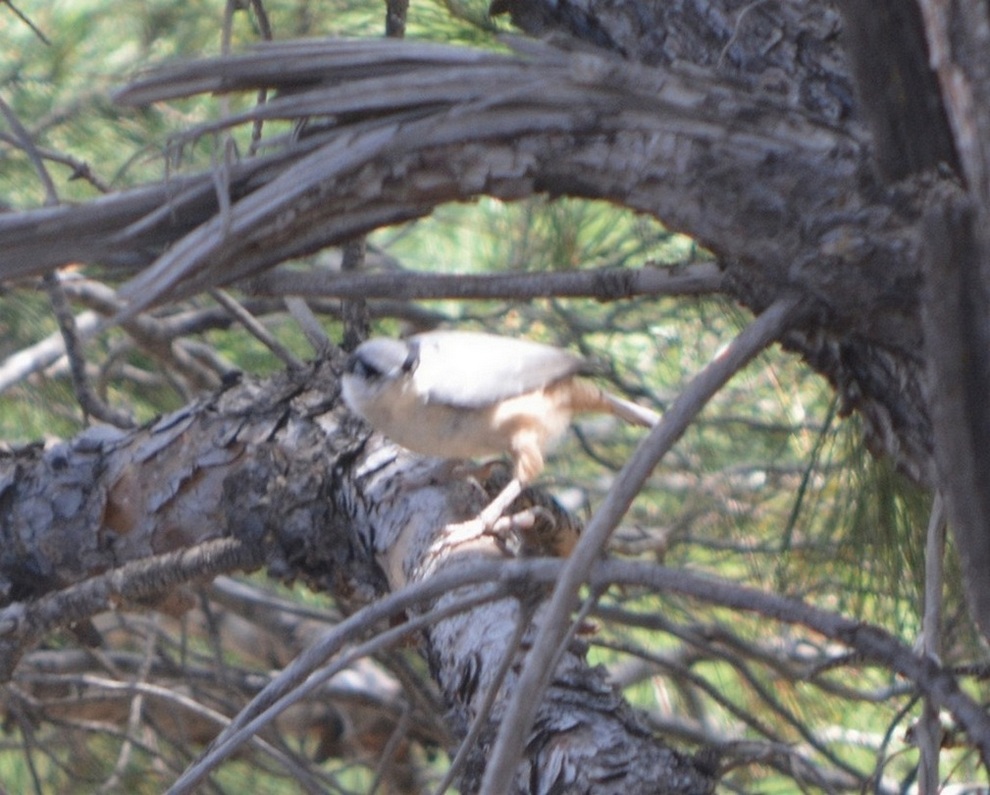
top-left (4, 0), bottom-right (51, 44)
top-left (340, 238), bottom-right (370, 351)
top-left (368, 706), bottom-right (413, 795)
top-left (0, 310), bottom-right (102, 395)
top-left (209, 288), bottom-right (304, 369)
top-left (0, 132), bottom-right (110, 192)
top-left (917, 492), bottom-right (946, 794)
top-left (0, 97), bottom-right (133, 426)
top-left (44, 272), bottom-right (137, 428)
top-left (245, 0), bottom-right (273, 155)
top-left (96, 623), bottom-right (158, 794)
top-left (480, 295), bottom-right (804, 794)
top-left (0, 96), bottom-right (58, 202)
top-left (283, 297), bottom-right (332, 356)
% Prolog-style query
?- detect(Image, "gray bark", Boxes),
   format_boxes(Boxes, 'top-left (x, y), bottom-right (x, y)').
top-left (0, 3), bottom-right (939, 487)
top-left (0, 359), bottom-right (715, 793)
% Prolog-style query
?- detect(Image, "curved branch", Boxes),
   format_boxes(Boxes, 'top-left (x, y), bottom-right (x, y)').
top-left (482, 295), bottom-right (803, 792)
top-left (0, 33), bottom-right (939, 485)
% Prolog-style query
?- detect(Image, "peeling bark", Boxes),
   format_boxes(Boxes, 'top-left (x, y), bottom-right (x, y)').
top-left (0, 360), bottom-right (716, 792)
top-left (0, 361), bottom-right (375, 671)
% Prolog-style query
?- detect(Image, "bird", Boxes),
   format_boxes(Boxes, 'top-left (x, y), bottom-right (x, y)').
top-left (341, 330), bottom-right (659, 533)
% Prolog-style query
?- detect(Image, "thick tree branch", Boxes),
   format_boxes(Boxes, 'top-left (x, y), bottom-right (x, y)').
top-left (0, 358), bottom-right (371, 622)
top-left (249, 261), bottom-right (724, 302)
top-left (918, 184), bottom-right (990, 643)
top-left (0, 32), bottom-right (940, 485)
top-left (0, 356), bottom-right (718, 792)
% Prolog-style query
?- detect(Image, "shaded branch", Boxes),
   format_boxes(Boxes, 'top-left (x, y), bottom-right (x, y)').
top-left (0, 538), bottom-right (262, 678)
top-left (0, 32), bottom-right (941, 490)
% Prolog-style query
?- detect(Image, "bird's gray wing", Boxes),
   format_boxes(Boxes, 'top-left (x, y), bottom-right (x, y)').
top-left (410, 330), bottom-right (585, 408)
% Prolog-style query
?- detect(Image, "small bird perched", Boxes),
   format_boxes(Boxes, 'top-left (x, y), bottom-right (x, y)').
top-left (341, 330), bottom-right (659, 530)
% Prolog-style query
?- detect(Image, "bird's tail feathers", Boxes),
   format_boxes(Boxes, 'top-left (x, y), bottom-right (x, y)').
top-left (602, 391), bottom-right (660, 427)
top-left (567, 379), bottom-right (660, 427)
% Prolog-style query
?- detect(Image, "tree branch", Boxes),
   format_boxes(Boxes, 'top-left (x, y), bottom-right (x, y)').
top-left (0, 32), bottom-right (941, 486)
top-left (482, 294), bottom-right (803, 792)
top-left (0, 538), bottom-right (262, 679)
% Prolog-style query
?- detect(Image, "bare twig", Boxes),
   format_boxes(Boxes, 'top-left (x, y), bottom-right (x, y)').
top-left (340, 238), bottom-right (370, 351)
top-left (916, 492), bottom-right (947, 793)
top-left (283, 297), bottom-right (332, 356)
top-left (167, 568), bottom-right (514, 794)
top-left (0, 309), bottom-right (102, 395)
top-left (209, 288), bottom-right (305, 369)
top-left (368, 706), bottom-right (414, 795)
top-left (0, 538), bottom-right (262, 681)
top-left (0, 96), bottom-right (58, 202)
top-left (95, 625), bottom-right (157, 793)
top-left (385, 0), bottom-right (409, 38)
top-left (0, 132), bottom-right (109, 192)
top-left (0, 96), bottom-right (134, 426)
top-left (246, 0), bottom-right (273, 155)
top-left (2, 0), bottom-right (51, 44)
top-left (43, 272), bottom-right (136, 428)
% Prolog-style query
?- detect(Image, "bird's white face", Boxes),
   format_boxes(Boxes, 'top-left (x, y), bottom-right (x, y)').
top-left (341, 366), bottom-right (389, 420)
top-left (343, 353), bottom-right (498, 460)
top-left (342, 338), bottom-right (413, 413)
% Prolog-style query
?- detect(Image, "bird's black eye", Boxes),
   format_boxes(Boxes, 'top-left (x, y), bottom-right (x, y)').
top-left (401, 342), bottom-right (419, 374)
top-left (346, 355), bottom-right (381, 380)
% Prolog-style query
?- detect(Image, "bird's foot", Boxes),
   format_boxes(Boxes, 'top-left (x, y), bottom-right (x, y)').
top-left (437, 505), bottom-right (544, 555)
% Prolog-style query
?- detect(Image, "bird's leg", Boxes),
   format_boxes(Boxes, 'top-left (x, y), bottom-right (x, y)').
top-left (476, 477), bottom-right (524, 531)
top-left (440, 442), bottom-right (542, 549)
top-left (476, 436), bottom-right (546, 533)
top-left (431, 472), bottom-right (525, 553)
top-left (442, 474), bottom-right (577, 557)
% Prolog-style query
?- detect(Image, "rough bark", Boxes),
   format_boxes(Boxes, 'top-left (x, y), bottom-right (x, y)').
top-left (0, 360), bottom-right (716, 793)
top-left (0, 4), bottom-right (939, 489)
